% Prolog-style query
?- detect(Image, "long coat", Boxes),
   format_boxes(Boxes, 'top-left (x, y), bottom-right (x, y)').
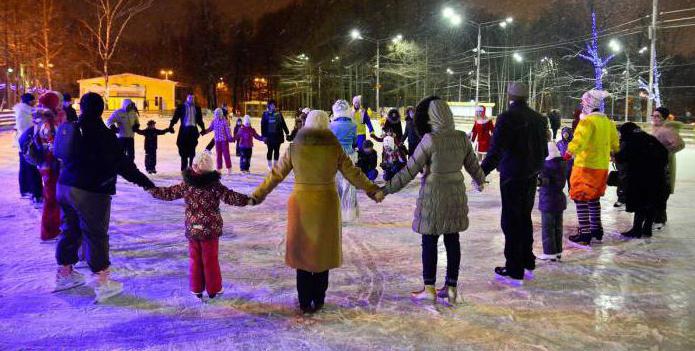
top-left (251, 128), bottom-right (379, 273)
top-left (614, 129), bottom-right (669, 213)
top-left (384, 100), bottom-right (486, 235)
top-left (169, 103), bottom-right (205, 151)
top-left (652, 123), bottom-right (685, 194)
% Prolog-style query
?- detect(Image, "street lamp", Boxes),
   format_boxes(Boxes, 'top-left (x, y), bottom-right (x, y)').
top-left (349, 29), bottom-right (404, 109)
top-left (443, 7), bottom-right (513, 107)
top-left (513, 52), bottom-right (523, 62)
top-left (160, 69), bottom-right (173, 80)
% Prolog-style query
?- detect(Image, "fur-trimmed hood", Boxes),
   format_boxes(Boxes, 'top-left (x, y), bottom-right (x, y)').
top-left (293, 128), bottom-right (340, 146)
top-left (183, 169), bottom-right (221, 188)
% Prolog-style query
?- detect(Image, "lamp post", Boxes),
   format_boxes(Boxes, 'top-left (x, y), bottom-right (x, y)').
top-left (160, 69), bottom-right (173, 80)
top-left (443, 8), bottom-right (512, 108)
top-left (350, 30), bottom-right (402, 110)
top-left (609, 40), bottom-right (649, 121)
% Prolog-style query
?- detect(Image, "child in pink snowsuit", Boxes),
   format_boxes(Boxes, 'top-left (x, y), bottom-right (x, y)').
top-left (233, 115), bottom-right (264, 173)
top-left (205, 108), bottom-right (234, 174)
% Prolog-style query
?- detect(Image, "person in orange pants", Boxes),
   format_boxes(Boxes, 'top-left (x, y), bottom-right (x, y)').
top-left (564, 89), bottom-right (619, 248)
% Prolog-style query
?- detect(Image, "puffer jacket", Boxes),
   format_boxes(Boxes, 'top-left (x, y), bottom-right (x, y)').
top-left (538, 157), bottom-right (567, 213)
top-left (149, 170), bottom-right (249, 240)
top-left (106, 99), bottom-right (140, 138)
top-left (384, 99), bottom-right (486, 235)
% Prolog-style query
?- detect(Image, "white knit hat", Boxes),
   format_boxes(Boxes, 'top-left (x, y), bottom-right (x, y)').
top-left (581, 89), bottom-right (610, 115)
top-left (301, 107), bottom-right (311, 115)
top-left (243, 115), bottom-right (251, 126)
top-left (305, 110), bottom-right (329, 130)
top-left (546, 142), bottom-right (561, 160)
top-left (192, 150), bottom-right (216, 173)
top-left (352, 95), bottom-right (362, 106)
top-left (213, 108), bottom-right (224, 118)
top-left (332, 100), bottom-right (351, 118)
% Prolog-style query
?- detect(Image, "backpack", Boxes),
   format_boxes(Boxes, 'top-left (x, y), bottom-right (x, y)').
top-left (20, 128), bottom-right (43, 167)
top-left (54, 121), bottom-right (82, 163)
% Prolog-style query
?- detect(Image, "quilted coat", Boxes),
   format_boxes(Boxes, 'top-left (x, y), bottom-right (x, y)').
top-left (149, 170), bottom-right (249, 240)
top-left (384, 99), bottom-right (486, 235)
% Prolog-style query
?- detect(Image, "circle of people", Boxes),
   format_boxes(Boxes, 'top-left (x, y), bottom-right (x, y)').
top-left (12, 82), bottom-right (684, 312)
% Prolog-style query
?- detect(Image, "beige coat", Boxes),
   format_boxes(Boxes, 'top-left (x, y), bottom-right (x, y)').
top-left (652, 122), bottom-right (685, 194)
top-left (252, 128), bottom-right (379, 272)
top-left (384, 100), bottom-right (486, 235)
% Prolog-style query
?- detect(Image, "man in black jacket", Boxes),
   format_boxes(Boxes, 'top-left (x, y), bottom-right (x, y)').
top-left (481, 83), bottom-right (548, 285)
top-left (260, 99), bottom-right (289, 171)
top-left (55, 92), bottom-right (155, 303)
top-left (169, 95), bottom-right (205, 171)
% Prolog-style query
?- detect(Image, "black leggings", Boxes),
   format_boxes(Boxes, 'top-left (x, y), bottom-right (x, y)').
top-left (422, 233), bottom-right (460, 287)
top-left (266, 143), bottom-right (281, 161)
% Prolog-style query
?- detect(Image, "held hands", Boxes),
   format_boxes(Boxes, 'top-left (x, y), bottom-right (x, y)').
top-left (367, 189), bottom-right (386, 203)
top-left (472, 180), bottom-right (485, 192)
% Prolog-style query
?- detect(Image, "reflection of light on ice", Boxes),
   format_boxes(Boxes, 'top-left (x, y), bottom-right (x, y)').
top-left (0, 125), bottom-right (694, 349)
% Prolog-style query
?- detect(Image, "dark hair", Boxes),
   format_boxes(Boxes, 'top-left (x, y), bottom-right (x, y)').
top-left (147, 120), bottom-right (156, 125)
top-left (363, 140), bottom-right (374, 148)
top-left (80, 92), bottom-right (104, 119)
top-left (414, 96), bottom-right (440, 137)
top-left (387, 108), bottom-right (400, 121)
top-left (267, 99), bottom-right (276, 106)
top-left (63, 93), bottom-right (72, 101)
top-left (655, 107), bottom-right (670, 119)
top-left (21, 93), bottom-right (35, 104)
top-left (619, 122), bottom-right (641, 140)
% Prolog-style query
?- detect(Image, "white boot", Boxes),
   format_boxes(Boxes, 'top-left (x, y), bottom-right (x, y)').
top-left (411, 285), bottom-right (437, 302)
top-left (54, 265), bottom-right (85, 292)
top-left (90, 269), bottom-right (123, 303)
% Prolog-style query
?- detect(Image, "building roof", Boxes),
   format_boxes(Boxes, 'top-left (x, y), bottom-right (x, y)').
top-left (78, 73), bottom-right (177, 85)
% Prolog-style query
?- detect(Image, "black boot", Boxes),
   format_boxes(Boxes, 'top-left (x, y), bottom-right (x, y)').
top-left (569, 229), bottom-right (592, 248)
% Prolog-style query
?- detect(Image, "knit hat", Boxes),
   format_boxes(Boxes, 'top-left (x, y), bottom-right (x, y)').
top-left (243, 115), bottom-right (251, 126)
top-left (581, 89), bottom-right (610, 115)
top-left (305, 110), bottom-right (329, 130)
top-left (332, 100), bottom-right (351, 118)
top-left (38, 91), bottom-right (61, 111)
top-left (507, 82), bottom-right (529, 98)
top-left (213, 108), bottom-right (224, 118)
top-left (192, 150), bottom-right (215, 173)
top-left (352, 95), bottom-right (362, 107)
top-left (301, 107), bottom-right (311, 115)
top-left (546, 142), bottom-right (561, 160)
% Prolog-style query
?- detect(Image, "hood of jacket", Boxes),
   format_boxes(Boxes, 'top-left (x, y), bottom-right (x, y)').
top-left (428, 99), bottom-right (455, 132)
top-left (183, 169), bottom-right (221, 188)
top-left (121, 99), bottom-right (133, 110)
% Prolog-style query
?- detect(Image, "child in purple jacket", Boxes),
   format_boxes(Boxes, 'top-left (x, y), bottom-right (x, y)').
top-left (538, 142), bottom-right (567, 261)
top-left (233, 115), bottom-right (264, 173)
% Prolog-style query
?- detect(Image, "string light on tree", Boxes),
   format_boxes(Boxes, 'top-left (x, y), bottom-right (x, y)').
top-left (578, 11), bottom-right (615, 111)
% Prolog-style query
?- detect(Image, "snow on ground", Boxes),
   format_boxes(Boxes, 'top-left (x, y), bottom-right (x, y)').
top-left (0, 118), bottom-right (694, 350)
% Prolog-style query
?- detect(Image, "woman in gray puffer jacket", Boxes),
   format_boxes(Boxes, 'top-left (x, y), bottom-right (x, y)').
top-left (381, 96), bottom-right (485, 305)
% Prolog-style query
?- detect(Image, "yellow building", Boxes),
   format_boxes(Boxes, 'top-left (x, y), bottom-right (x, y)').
top-left (78, 73), bottom-right (177, 111)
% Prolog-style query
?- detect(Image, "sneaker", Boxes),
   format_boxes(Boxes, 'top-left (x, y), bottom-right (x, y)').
top-left (538, 253), bottom-right (558, 261)
top-left (494, 267), bottom-right (523, 286)
top-left (54, 266), bottom-right (85, 292)
top-left (91, 270), bottom-right (124, 303)
top-left (524, 269), bottom-right (535, 280)
top-left (613, 201), bottom-right (624, 208)
top-left (411, 285), bottom-right (437, 301)
top-left (568, 234), bottom-right (591, 249)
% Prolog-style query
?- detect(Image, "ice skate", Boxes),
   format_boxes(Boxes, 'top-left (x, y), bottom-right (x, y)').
top-left (267, 160), bottom-right (273, 172)
top-left (436, 286), bottom-right (459, 305)
top-left (568, 234), bottom-right (591, 249)
top-left (411, 285), bottom-right (437, 302)
top-left (591, 229), bottom-right (604, 243)
top-left (494, 267), bottom-right (523, 287)
top-left (91, 270), bottom-right (123, 303)
top-left (620, 228), bottom-right (642, 238)
top-left (53, 266), bottom-right (85, 292)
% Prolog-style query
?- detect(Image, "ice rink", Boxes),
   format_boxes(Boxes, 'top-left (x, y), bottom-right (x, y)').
top-left (1, 119), bottom-right (694, 350)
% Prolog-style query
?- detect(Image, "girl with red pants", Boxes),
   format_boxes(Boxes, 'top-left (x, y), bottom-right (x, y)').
top-left (148, 151), bottom-right (251, 300)
top-left (33, 106), bottom-right (61, 241)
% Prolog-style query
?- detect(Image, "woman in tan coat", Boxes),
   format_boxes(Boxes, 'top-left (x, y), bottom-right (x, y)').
top-left (251, 110), bottom-right (379, 314)
top-left (379, 97), bottom-right (486, 305)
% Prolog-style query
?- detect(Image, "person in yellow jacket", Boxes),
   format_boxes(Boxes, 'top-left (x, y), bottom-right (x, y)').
top-left (351, 95), bottom-right (375, 149)
top-left (564, 89), bottom-right (619, 248)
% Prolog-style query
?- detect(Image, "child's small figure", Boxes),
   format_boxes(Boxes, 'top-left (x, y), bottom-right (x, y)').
top-left (134, 120), bottom-right (170, 174)
top-left (381, 136), bottom-right (407, 181)
top-left (233, 116), bottom-right (243, 157)
top-left (537, 142), bottom-right (567, 262)
top-left (357, 140), bottom-right (378, 181)
top-left (233, 115), bottom-right (264, 174)
top-left (556, 127), bottom-right (574, 189)
top-left (148, 151), bottom-right (251, 300)
top-left (205, 108), bottom-right (234, 175)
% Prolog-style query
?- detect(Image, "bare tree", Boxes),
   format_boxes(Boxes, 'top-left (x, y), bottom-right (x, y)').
top-left (36, 0), bottom-right (62, 89)
top-left (81, 0), bottom-right (154, 101)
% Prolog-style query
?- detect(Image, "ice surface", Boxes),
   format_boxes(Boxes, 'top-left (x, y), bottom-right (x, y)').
top-left (0, 118), bottom-right (694, 350)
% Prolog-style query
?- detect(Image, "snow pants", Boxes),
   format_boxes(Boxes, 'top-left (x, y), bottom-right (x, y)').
top-left (40, 168), bottom-right (61, 241)
top-left (500, 176), bottom-right (537, 279)
top-left (421, 233), bottom-right (460, 287)
top-left (239, 147), bottom-right (253, 171)
top-left (188, 238), bottom-right (222, 296)
top-left (56, 184), bottom-right (112, 273)
top-left (215, 141), bottom-right (232, 170)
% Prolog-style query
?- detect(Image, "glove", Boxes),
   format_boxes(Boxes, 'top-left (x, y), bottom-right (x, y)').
top-left (562, 151), bottom-right (573, 161)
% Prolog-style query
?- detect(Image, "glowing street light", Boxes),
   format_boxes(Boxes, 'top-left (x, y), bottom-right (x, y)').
top-left (350, 29), bottom-right (363, 40)
top-left (608, 39), bottom-right (622, 53)
top-left (513, 52), bottom-right (523, 62)
top-left (446, 68), bottom-right (454, 75)
top-left (638, 46), bottom-right (648, 54)
top-left (7, 68), bottom-right (14, 73)
top-left (160, 69), bottom-right (173, 80)
top-left (392, 34), bottom-right (403, 44)
top-left (442, 7), bottom-right (455, 18)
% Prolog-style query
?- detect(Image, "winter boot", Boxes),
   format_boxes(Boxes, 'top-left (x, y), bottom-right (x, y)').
top-left (411, 285), bottom-right (437, 301)
top-left (591, 228), bottom-right (604, 242)
top-left (90, 269), bottom-right (123, 303)
top-left (568, 229), bottom-right (592, 249)
top-left (54, 265), bottom-right (85, 292)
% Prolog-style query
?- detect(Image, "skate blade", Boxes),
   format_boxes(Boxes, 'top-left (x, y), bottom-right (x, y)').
top-left (94, 289), bottom-right (123, 304)
top-left (52, 281), bottom-right (85, 293)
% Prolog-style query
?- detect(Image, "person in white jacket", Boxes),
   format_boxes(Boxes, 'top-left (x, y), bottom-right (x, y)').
top-left (14, 93), bottom-right (41, 202)
top-left (106, 99), bottom-right (140, 162)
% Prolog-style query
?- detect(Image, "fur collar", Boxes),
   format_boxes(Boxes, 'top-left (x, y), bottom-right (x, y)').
top-left (183, 169), bottom-right (221, 188)
top-left (293, 128), bottom-right (339, 146)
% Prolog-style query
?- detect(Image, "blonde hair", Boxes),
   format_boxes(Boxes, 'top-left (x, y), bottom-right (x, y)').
top-left (305, 110), bottom-right (329, 130)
